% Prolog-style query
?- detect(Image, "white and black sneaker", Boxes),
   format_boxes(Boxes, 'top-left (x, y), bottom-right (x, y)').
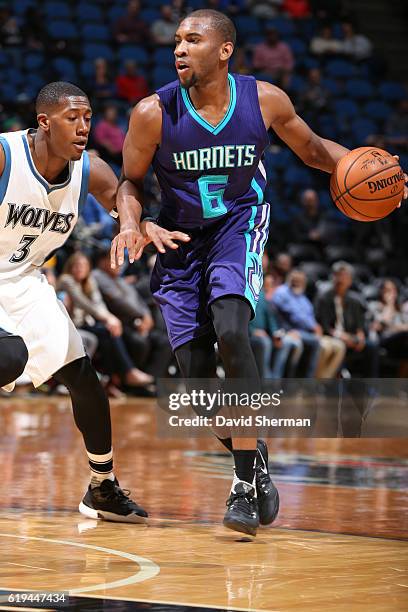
top-left (223, 481), bottom-right (259, 536)
top-left (256, 439), bottom-right (280, 525)
top-left (79, 478), bottom-right (148, 524)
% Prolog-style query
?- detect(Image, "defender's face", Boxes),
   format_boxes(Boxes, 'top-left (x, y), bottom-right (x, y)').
top-left (174, 18), bottom-right (231, 88)
top-left (40, 96), bottom-right (92, 161)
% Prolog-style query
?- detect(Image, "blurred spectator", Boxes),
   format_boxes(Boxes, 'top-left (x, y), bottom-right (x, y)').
top-left (369, 279), bottom-right (408, 372)
top-left (283, 0), bottom-right (310, 19)
top-left (94, 250), bottom-right (173, 379)
top-left (21, 6), bottom-right (49, 50)
top-left (272, 269), bottom-right (322, 377)
top-left (151, 5), bottom-right (178, 45)
top-left (250, 0), bottom-right (283, 19)
top-left (315, 262), bottom-right (380, 377)
top-left (93, 105), bottom-right (126, 166)
top-left (2, 117), bottom-right (23, 132)
top-left (116, 60), bottom-right (149, 105)
top-left (80, 193), bottom-right (117, 248)
top-left (310, 25), bottom-right (342, 56)
top-left (252, 27), bottom-right (295, 85)
top-left (299, 68), bottom-right (331, 115)
top-left (171, 0), bottom-right (190, 21)
top-left (230, 47), bottom-right (251, 75)
top-left (113, 0), bottom-right (150, 45)
top-left (0, 7), bottom-right (22, 47)
top-left (341, 21), bottom-right (372, 61)
top-left (251, 277), bottom-right (303, 378)
top-left (384, 99), bottom-right (408, 149)
top-left (291, 189), bottom-right (332, 252)
top-left (274, 252), bottom-right (293, 280)
top-left (90, 59), bottom-right (117, 107)
top-left (58, 252), bottom-right (153, 390)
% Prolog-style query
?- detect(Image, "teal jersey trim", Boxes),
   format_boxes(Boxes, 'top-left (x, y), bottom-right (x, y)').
top-left (181, 74), bottom-right (237, 135)
top-left (251, 176), bottom-right (264, 205)
top-left (0, 136), bottom-right (11, 205)
top-left (244, 206), bottom-right (258, 312)
top-left (22, 132), bottom-right (73, 194)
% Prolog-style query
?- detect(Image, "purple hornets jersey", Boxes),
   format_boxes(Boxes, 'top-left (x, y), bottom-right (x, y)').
top-left (152, 73), bottom-right (269, 229)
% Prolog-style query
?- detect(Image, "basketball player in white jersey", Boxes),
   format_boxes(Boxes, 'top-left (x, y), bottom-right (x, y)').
top-left (0, 81), bottom-right (152, 522)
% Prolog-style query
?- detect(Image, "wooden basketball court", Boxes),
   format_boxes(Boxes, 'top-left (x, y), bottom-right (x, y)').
top-left (0, 396), bottom-right (407, 611)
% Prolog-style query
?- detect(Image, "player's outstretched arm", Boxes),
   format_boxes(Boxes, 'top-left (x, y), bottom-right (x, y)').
top-left (111, 95), bottom-right (190, 268)
top-left (88, 153), bottom-right (119, 211)
top-left (257, 81), bottom-right (349, 173)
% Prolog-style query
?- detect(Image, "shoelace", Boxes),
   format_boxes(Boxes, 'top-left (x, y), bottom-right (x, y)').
top-left (256, 466), bottom-right (270, 491)
top-left (226, 491), bottom-right (255, 511)
top-left (104, 485), bottom-right (132, 503)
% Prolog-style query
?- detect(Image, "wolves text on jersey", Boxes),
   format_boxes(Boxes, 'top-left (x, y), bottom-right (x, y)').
top-left (4, 203), bottom-right (74, 234)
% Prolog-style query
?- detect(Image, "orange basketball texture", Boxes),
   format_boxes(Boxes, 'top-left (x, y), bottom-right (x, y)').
top-left (330, 147), bottom-right (405, 222)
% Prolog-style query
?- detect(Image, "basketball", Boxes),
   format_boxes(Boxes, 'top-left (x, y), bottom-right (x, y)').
top-left (330, 147), bottom-right (405, 222)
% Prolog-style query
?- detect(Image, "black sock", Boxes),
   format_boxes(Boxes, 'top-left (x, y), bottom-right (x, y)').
top-left (216, 436), bottom-right (233, 453)
top-left (233, 450), bottom-right (257, 485)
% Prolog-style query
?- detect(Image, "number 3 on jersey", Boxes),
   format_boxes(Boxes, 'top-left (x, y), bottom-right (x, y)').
top-left (9, 235), bottom-right (39, 263)
top-left (198, 175), bottom-right (228, 219)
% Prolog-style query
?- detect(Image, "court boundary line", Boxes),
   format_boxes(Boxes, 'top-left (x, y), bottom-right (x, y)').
top-left (0, 533), bottom-right (160, 594)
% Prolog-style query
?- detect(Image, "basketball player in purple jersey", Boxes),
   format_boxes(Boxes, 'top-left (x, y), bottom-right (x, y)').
top-left (111, 9), bottom-right (354, 536)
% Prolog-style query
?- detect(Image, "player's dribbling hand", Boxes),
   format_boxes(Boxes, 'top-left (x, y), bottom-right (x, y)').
top-left (142, 221), bottom-right (191, 254)
top-left (393, 156), bottom-right (407, 207)
top-left (110, 227), bottom-right (146, 268)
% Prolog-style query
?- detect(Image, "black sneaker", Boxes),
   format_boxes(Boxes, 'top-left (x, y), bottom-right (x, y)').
top-left (256, 439), bottom-right (280, 525)
top-left (79, 478), bottom-right (148, 524)
top-left (223, 481), bottom-right (259, 536)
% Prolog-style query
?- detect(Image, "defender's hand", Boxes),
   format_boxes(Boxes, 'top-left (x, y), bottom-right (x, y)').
top-left (111, 227), bottom-right (146, 268)
top-left (143, 221), bottom-right (191, 254)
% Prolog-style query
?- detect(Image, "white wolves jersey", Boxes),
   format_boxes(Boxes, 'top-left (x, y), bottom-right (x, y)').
top-left (0, 129), bottom-right (89, 279)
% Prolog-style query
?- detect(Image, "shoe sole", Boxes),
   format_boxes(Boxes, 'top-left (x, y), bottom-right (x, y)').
top-left (79, 501), bottom-right (148, 524)
top-left (223, 518), bottom-right (257, 537)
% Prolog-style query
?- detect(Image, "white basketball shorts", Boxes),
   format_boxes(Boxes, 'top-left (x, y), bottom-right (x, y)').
top-left (0, 270), bottom-right (85, 387)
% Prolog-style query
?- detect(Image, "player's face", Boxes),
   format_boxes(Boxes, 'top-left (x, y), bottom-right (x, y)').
top-left (39, 97), bottom-right (92, 161)
top-left (174, 18), bottom-right (233, 88)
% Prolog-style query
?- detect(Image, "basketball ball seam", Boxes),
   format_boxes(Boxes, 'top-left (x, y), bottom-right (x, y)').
top-left (342, 147), bottom-right (387, 188)
top-left (334, 163), bottom-right (402, 203)
top-left (339, 189), bottom-right (397, 219)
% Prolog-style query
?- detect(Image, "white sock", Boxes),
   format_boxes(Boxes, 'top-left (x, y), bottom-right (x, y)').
top-left (87, 449), bottom-right (115, 488)
top-left (231, 470), bottom-right (257, 497)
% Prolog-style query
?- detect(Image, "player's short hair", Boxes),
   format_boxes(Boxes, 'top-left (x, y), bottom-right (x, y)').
top-left (185, 9), bottom-right (236, 46)
top-left (36, 82), bottom-right (89, 113)
top-left (332, 261), bottom-right (354, 276)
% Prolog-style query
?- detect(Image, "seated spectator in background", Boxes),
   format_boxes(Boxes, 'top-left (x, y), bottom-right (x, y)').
top-left (315, 262), bottom-right (379, 378)
top-left (22, 6), bottom-right (49, 50)
top-left (273, 269), bottom-right (345, 377)
top-left (93, 250), bottom-right (173, 379)
top-left (0, 6), bottom-right (22, 67)
top-left (90, 59), bottom-right (117, 108)
top-left (251, 276), bottom-right (303, 378)
top-left (80, 193), bottom-right (117, 249)
top-left (250, 0), bottom-right (283, 19)
top-left (272, 269), bottom-right (321, 377)
top-left (310, 25), bottom-right (342, 56)
top-left (341, 21), bottom-right (372, 61)
top-left (369, 279), bottom-right (408, 375)
top-left (299, 68), bottom-right (331, 115)
top-left (283, 0), bottom-right (310, 18)
top-left (151, 5), bottom-right (178, 46)
top-left (113, 0), bottom-right (150, 45)
top-left (384, 99), bottom-right (408, 149)
top-left (274, 252), bottom-right (293, 280)
top-left (252, 27), bottom-right (294, 86)
top-left (171, 0), bottom-right (190, 21)
top-left (58, 252), bottom-right (153, 391)
top-left (292, 189), bottom-right (332, 254)
top-left (116, 61), bottom-right (149, 105)
top-left (93, 105), bottom-right (126, 166)
top-left (230, 47), bottom-right (251, 75)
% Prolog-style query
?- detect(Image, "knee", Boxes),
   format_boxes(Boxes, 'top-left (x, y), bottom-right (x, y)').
top-left (0, 335), bottom-right (28, 383)
top-left (217, 328), bottom-right (249, 356)
top-left (54, 356), bottom-right (99, 394)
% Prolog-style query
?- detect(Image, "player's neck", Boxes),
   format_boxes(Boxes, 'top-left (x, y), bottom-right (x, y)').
top-left (29, 130), bottom-right (69, 184)
top-left (188, 72), bottom-right (230, 114)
